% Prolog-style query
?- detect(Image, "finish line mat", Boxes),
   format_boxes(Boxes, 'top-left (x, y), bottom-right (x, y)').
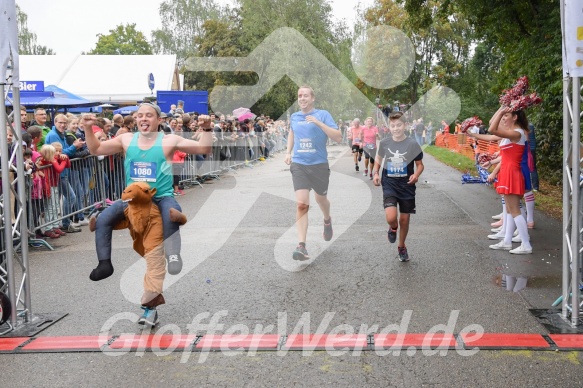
top-left (1, 333), bottom-right (583, 354)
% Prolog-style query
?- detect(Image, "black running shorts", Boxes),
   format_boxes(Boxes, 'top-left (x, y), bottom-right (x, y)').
top-left (290, 162), bottom-right (330, 196)
top-left (363, 148), bottom-right (376, 161)
top-left (383, 195), bottom-right (416, 214)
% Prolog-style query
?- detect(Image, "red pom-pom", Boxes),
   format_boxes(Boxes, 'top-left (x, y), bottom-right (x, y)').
top-left (509, 93), bottom-right (542, 111)
top-left (499, 76), bottom-right (541, 110)
top-left (478, 154), bottom-right (494, 165)
top-left (461, 116), bottom-right (482, 134)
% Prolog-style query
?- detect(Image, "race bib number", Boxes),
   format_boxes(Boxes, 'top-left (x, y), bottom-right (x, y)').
top-left (298, 138), bottom-right (315, 153)
top-left (354, 138), bottom-right (361, 143)
top-left (386, 160), bottom-right (407, 178)
top-left (365, 143), bottom-right (375, 150)
top-left (130, 161), bottom-right (157, 182)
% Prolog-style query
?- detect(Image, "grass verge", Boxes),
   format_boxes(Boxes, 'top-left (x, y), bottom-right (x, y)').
top-left (424, 145), bottom-right (563, 221)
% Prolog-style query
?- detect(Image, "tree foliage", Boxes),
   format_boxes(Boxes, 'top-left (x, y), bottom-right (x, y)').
top-left (361, 0), bottom-right (472, 119)
top-left (16, 5), bottom-right (55, 55)
top-left (151, 0), bottom-right (225, 63)
top-left (89, 24), bottom-right (152, 55)
top-left (184, 0), bottom-right (353, 119)
top-left (399, 0), bottom-right (564, 183)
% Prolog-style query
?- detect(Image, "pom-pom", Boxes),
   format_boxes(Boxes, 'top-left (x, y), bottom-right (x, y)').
top-left (478, 153), bottom-right (494, 165)
top-left (460, 116), bottom-right (482, 134)
top-left (499, 76), bottom-right (541, 110)
top-left (509, 93), bottom-right (542, 111)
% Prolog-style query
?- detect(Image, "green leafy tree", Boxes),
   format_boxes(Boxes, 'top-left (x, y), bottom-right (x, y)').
top-left (151, 0), bottom-right (225, 63)
top-left (184, 0), bottom-right (354, 119)
top-left (362, 0), bottom-right (472, 119)
top-left (89, 24), bottom-right (152, 55)
top-left (184, 18), bottom-right (257, 97)
top-left (16, 5), bottom-right (55, 54)
top-left (400, 0), bottom-right (564, 182)
top-left (234, 0), bottom-right (354, 118)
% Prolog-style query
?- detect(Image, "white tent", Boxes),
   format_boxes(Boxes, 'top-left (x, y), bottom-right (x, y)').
top-left (18, 54), bottom-right (180, 103)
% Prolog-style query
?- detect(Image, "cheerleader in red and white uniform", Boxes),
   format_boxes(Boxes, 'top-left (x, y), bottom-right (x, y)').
top-left (487, 106), bottom-right (532, 254)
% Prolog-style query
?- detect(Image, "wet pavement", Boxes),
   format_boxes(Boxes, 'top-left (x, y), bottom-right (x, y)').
top-left (0, 146), bottom-right (581, 387)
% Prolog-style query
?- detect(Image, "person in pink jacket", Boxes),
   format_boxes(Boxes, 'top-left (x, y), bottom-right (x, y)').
top-left (172, 149), bottom-right (187, 195)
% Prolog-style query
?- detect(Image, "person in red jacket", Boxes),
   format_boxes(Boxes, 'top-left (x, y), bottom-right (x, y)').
top-left (38, 144), bottom-right (69, 238)
top-left (172, 149), bottom-right (187, 195)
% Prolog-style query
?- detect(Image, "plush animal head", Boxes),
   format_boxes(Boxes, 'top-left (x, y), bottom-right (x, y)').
top-left (121, 182), bottom-right (157, 205)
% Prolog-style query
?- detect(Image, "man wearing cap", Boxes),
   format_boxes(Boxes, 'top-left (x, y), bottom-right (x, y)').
top-left (160, 112), bottom-right (172, 133)
top-left (82, 103), bottom-right (213, 281)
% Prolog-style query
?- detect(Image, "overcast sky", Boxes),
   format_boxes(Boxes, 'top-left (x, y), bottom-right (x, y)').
top-left (16, 0), bottom-right (374, 56)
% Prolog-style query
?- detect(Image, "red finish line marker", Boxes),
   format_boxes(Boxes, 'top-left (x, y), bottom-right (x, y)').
top-left (549, 334), bottom-right (583, 350)
top-left (195, 334), bottom-right (280, 351)
top-left (107, 334), bottom-right (197, 351)
top-left (461, 333), bottom-right (550, 349)
top-left (20, 336), bottom-right (110, 352)
top-left (373, 334), bottom-right (456, 350)
top-left (282, 334), bottom-right (368, 350)
top-left (0, 337), bottom-right (28, 352)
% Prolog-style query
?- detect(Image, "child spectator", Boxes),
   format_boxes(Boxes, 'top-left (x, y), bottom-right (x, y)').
top-left (51, 142), bottom-right (80, 233)
top-left (38, 144), bottom-right (68, 238)
top-left (172, 149), bottom-right (187, 195)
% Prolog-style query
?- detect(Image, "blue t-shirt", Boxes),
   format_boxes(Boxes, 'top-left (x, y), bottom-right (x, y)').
top-left (290, 109), bottom-right (338, 165)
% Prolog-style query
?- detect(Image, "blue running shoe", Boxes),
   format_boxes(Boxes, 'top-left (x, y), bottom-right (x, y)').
top-left (138, 306), bottom-right (159, 326)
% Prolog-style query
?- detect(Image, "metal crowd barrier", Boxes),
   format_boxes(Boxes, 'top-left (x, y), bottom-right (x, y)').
top-left (177, 131), bottom-right (286, 188)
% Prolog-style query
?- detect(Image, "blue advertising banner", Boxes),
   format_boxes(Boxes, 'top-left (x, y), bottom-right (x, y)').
top-left (19, 81), bottom-right (45, 92)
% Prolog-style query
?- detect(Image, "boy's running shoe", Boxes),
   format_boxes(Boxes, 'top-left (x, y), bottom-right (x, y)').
top-left (388, 228), bottom-right (397, 244)
top-left (355, 164), bottom-right (359, 172)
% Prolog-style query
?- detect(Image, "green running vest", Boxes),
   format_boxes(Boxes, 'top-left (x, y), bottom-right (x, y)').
top-left (124, 132), bottom-right (173, 198)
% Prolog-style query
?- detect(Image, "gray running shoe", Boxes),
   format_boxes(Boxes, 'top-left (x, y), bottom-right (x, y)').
top-left (397, 247), bottom-right (409, 262)
top-left (292, 245), bottom-right (310, 261)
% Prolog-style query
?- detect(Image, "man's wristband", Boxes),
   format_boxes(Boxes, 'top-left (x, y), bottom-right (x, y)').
top-left (373, 171), bottom-right (379, 175)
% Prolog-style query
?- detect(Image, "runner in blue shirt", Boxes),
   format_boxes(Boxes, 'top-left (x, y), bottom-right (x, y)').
top-left (284, 86), bottom-right (342, 261)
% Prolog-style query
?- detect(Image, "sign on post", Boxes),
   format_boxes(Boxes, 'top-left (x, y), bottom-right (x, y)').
top-left (562, 0), bottom-right (583, 77)
top-left (148, 73), bottom-right (155, 92)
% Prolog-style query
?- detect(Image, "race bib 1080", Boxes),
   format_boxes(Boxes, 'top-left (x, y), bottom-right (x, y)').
top-left (130, 161), bottom-right (157, 182)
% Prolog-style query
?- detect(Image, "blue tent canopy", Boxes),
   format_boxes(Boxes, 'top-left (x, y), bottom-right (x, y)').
top-left (6, 91), bottom-right (53, 106)
top-left (6, 85), bottom-right (100, 108)
top-left (45, 85), bottom-right (84, 100)
top-left (113, 105), bottom-right (139, 115)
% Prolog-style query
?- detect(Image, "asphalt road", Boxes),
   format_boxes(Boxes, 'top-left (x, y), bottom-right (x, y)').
top-left (1, 146), bottom-right (580, 387)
